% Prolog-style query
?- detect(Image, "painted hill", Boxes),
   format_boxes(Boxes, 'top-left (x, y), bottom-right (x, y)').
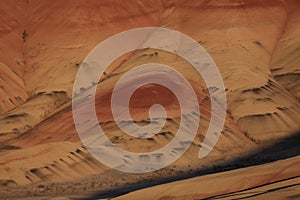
top-left (0, 0), bottom-right (299, 199)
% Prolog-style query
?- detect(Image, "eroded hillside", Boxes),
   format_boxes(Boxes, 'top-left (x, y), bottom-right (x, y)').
top-left (0, 0), bottom-right (300, 199)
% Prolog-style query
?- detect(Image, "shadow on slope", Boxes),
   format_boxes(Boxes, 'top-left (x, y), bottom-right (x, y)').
top-left (86, 131), bottom-right (300, 199)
